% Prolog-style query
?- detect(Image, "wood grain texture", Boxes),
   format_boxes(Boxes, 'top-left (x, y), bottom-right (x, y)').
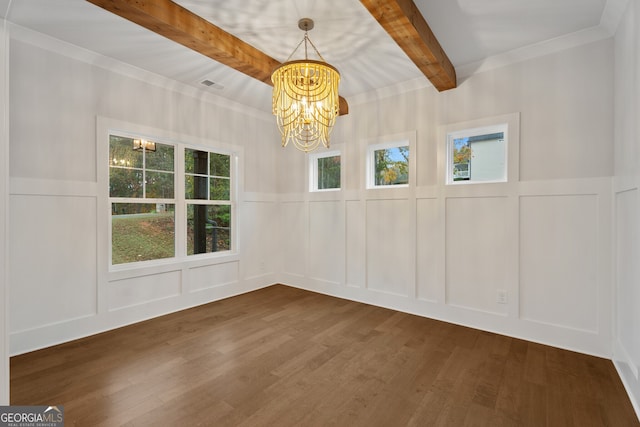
top-left (85, 0), bottom-right (349, 115)
top-left (360, 0), bottom-right (457, 91)
top-left (11, 285), bottom-right (638, 426)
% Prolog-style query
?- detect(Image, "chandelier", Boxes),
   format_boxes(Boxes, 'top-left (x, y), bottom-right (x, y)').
top-left (132, 138), bottom-right (156, 152)
top-left (272, 18), bottom-right (341, 152)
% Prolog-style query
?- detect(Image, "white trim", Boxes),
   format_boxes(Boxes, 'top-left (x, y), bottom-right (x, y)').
top-left (365, 132), bottom-right (416, 190)
top-left (438, 113), bottom-right (520, 189)
top-left (614, 358), bottom-right (640, 422)
top-left (97, 116), bottom-right (243, 280)
top-left (456, 26), bottom-right (611, 81)
top-left (308, 149), bottom-right (342, 192)
top-left (445, 123), bottom-right (508, 185)
top-left (0, 17), bottom-right (9, 404)
top-left (600, 0), bottom-right (632, 35)
top-left (616, 340), bottom-right (640, 380)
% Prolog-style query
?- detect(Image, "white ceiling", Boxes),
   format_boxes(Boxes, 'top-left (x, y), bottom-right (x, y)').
top-left (0, 0), bottom-right (624, 113)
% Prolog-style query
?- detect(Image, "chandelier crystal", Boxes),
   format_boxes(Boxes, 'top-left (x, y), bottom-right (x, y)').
top-left (272, 18), bottom-right (341, 152)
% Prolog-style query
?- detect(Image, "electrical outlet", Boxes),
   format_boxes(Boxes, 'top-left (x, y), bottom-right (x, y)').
top-left (497, 290), bottom-right (508, 304)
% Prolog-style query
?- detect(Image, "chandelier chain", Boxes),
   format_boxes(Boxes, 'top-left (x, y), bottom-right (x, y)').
top-left (284, 36), bottom-right (306, 62)
top-left (304, 33), bottom-right (326, 62)
top-left (284, 32), bottom-right (326, 63)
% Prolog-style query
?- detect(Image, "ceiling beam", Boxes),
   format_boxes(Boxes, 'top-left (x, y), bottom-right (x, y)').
top-left (86, 0), bottom-right (348, 114)
top-left (360, 0), bottom-right (457, 91)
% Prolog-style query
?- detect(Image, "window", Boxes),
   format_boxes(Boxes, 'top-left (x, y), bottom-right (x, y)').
top-left (108, 132), bottom-right (235, 267)
top-left (309, 150), bottom-right (341, 191)
top-left (185, 149), bottom-right (231, 255)
top-left (109, 135), bottom-right (176, 265)
top-left (447, 124), bottom-right (507, 184)
top-left (367, 141), bottom-right (410, 188)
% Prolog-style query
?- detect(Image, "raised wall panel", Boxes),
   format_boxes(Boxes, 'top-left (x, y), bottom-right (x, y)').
top-left (309, 201), bottom-right (344, 284)
top-left (366, 199), bottom-right (412, 296)
top-left (445, 197), bottom-right (509, 314)
top-left (520, 195), bottom-right (598, 332)
top-left (9, 195), bottom-right (97, 332)
top-left (108, 270), bottom-right (181, 311)
top-left (240, 201), bottom-right (278, 279)
top-left (346, 200), bottom-right (365, 288)
top-left (615, 189), bottom-right (640, 375)
top-left (416, 198), bottom-right (440, 302)
top-left (189, 262), bottom-right (239, 292)
top-left (281, 202), bottom-right (306, 277)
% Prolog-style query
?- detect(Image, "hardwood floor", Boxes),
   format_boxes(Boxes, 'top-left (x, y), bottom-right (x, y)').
top-left (10, 285), bottom-right (639, 426)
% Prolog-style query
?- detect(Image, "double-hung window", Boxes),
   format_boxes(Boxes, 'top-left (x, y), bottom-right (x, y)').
top-left (108, 132), bottom-right (234, 267)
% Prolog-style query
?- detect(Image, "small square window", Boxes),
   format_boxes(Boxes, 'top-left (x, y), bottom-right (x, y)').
top-left (309, 151), bottom-right (341, 192)
top-left (447, 124), bottom-right (507, 184)
top-left (367, 141), bottom-right (410, 188)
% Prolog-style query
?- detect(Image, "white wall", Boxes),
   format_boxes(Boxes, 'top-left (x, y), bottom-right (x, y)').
top-left (613, 0), bottom-right (640, 417)
top-left (4, 9), bottom-right (637, 416)
top-left (0, 19), bottom-right (9, 404)
top-left (279, 37), bottom-right (615, 358)
top-left (7, 26), bottom-right (281, 355)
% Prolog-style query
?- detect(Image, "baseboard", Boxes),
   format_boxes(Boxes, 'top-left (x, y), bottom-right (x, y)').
top-left (614, 359), bottom-right (640, 422)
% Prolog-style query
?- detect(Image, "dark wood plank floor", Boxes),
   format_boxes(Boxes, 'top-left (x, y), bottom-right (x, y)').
top-left (11, 285), bottom-right (639, 426)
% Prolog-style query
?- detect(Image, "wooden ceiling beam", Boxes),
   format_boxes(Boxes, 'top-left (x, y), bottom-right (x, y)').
top-left (360, 0), bottom-right (457, 91)
top-left (86, 0), bottom-right (348, 114)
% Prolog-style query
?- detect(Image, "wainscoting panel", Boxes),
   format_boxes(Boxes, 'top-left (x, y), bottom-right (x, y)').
top-left (239, 201), bottom-right (279, 280)
top-left (188, 261), bottom-right (239, 292)
top-left (108, 270), bottom-right (182, 311)
top-left (416, 198), bottom-right (441, 302)
top-left (615, 188), bottom-right (640, 379)
top-left (346, 200), bottom-right (366, 288)
top-left (9, 194), bottom-right (97, 333)
top-left (445, 197), bottom-right (510, 315)
top-left (520, 194), bottom-right (599, 332)
top-left (280, 201), bottom-right (307, 277)
top-left (309, 201), bottom-right (344, 284)
top-left (366, 199), bottom-right (412, 297)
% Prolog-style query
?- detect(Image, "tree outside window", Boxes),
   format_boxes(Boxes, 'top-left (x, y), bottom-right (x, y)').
top-left (447, 127), bottom-right (506, 184)
top-left (453, 137), bottom-right (472, 181)
top-left (374, 145), bottom-right (409, 186)
top-left (108, 133), bottom-right (235, 267)
top-left (109, 135), bottom-right (176, 265)
top-left (310, 151), bottom-right (341, 191)
top-left (185, 149), bottom-right (232, 255)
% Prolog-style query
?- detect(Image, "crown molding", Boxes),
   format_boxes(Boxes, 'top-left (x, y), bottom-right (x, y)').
top-left (455, 25), bottom-right (611, 82)
top-left (600, 0), bottom-right (631, 35)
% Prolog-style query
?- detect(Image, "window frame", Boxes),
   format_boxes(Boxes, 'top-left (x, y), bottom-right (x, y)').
top-left (184, 148), bottom-right (234, 258)
top-left (445, 123), bottom-right (508, 185)
top-left (103, 125), bottom-right (238, 272)
top-left (309, 150), bottom-right (342, 192)
top-left (366, 138), bottom-right (412, 189)
top-left (438, 113), bottom-right (520, 188)
top-left (108, 132), bottom-right (178, 268)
